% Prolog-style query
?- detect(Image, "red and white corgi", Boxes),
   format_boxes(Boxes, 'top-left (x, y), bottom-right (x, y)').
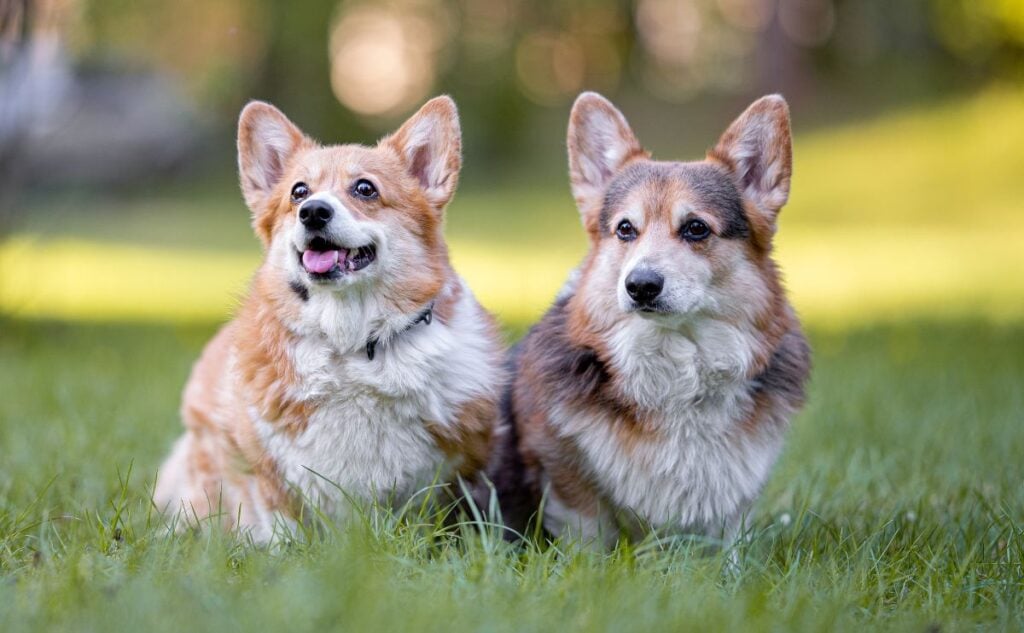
top-left (154, 97), bottom-right (506, 542)
top-left (489, 93), bottom-right (811, 546)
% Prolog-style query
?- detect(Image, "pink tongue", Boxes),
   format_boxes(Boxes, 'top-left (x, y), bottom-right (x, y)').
top-left (302, 249), bottom-right (341, 274)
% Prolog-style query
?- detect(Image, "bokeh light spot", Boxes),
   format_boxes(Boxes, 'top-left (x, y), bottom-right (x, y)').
top-left (328, 2), bottom-right (442, 118)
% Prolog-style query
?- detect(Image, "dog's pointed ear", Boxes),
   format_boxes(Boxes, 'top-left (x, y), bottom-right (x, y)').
top-left (710, 95), bottom-right (792, 227)
top-left (383, 96), bottom-right (462, 209)
top-left (568, 92), bottom-right (646, 233)
top-left (238, 101), bottom-right (308, 211)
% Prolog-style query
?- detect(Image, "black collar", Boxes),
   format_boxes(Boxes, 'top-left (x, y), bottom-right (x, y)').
top-left (365, 303), bottom-right (434, 361)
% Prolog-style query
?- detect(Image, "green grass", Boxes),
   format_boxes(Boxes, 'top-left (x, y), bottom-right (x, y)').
top-left (1, 318), bottom-right (1022, 631)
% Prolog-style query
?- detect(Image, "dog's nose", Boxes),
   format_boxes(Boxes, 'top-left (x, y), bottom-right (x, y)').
top-left (625, 269), bottom-right (664, 305)
top-left (298, 200), bottom-right (334, 230)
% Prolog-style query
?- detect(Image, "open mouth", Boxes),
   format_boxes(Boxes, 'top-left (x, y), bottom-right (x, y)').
top-left (299, 236), bottom-right (377, 278)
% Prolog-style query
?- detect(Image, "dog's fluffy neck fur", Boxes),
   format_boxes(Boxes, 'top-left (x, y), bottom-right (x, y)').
top-left (296, 279), bottom-right (445, 360)
top-left (565, 252), bottom-right (786, 414)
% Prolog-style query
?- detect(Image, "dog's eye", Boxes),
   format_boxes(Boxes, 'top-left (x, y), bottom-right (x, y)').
top-left (291, 182), bottom-right (310, 203)
top-left (681, 219), bottom-right (711, 242)
top-left (615, 219), bottom-right (638, 242)
top-left (352, 179), bottom-right (378, 199)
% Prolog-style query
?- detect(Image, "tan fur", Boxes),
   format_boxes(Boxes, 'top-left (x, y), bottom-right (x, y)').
top-left (155, 97), bottom-right (505, 539)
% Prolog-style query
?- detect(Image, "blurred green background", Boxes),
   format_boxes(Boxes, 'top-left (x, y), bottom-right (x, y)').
top-left (1, 0), bottom-right (1022, 327)
top-left (2, 1), bottom-right (1024, 630)
top-left (2, 0), bottom-right (1024, 325)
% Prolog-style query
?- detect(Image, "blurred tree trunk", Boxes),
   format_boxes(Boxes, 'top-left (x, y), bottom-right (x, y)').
top-left (0, 0), bottom-right (32, 234)
top-left (752, 6), bottom-right (814, 101)
top-left (0, 0), bottom-right (77, 234)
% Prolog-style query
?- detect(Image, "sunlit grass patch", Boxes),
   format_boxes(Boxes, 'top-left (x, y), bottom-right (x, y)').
top-left (789, 84), bottom-right (1024, 229)
top-left (0, 236), bottom-right (253, 322)
top-left (777, 226), bottom-right (1024, 327)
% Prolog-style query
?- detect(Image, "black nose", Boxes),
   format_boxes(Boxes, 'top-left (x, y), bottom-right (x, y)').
top-left (298, 200), bottom-right (334, 230)
top-left (625, 268), bottom-right (664, 304)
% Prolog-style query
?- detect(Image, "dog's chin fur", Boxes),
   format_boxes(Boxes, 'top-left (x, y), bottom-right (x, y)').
top-left (486, 93), bottom-right (810, 548)
top-left (153, 98), bottom-right (506, 543)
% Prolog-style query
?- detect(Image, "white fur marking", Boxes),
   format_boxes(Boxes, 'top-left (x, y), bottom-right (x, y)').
top-left (545, 314), bottom-right (781, 542)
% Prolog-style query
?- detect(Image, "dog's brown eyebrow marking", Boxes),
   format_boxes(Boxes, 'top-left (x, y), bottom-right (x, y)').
top-left (678, 164), bottom-right (749, 239)
top-left (289, 280), bottom-right (309, 302)
top-left (600, 163), bottom-right (666, 231)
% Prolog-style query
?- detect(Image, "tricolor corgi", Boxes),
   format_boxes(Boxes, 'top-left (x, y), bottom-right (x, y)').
top-left (489, 93), bottom-right (811, 547)
top-left (154, 97), bottom-right (506, 542)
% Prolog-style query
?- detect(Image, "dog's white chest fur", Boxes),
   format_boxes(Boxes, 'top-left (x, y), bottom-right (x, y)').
top-left (547, 317), bottom-right (784, 541)
top-left (257, 344), bottom-right (447, 511)
top-left (253, 283), bottom-right (498, 516)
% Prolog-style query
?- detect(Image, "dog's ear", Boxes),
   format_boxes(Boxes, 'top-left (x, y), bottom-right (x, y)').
top-left (238, 101), bottom-right (308, 212)
top-left (710, 95), bottom-right (792, 229)
top-left (382, 96), bottom-right (462, 210)
top-left (567, 92), bottom-right (646, 235)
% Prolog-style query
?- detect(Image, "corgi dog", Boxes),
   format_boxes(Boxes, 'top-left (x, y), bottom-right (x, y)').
top-left (489, 93), bottom-right (810, 547)
top-left (154, 97), bottom-right (506, 542)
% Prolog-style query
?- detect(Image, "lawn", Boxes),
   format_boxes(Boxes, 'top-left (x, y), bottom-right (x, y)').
top-left (1, 85), bottom-right (1023, 631)
top-left (1, 319), bottom-right (1021, 631)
